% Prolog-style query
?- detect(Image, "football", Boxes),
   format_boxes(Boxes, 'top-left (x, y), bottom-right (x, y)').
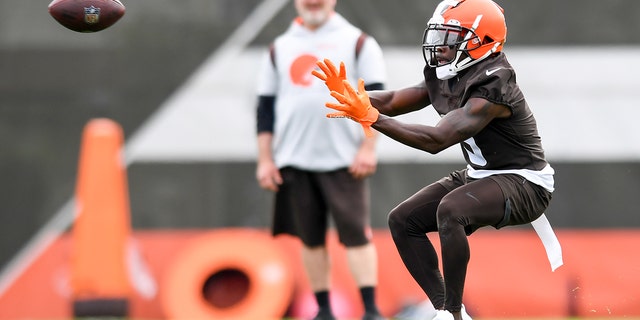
top-left (48, 0), bottom-right (125, 33)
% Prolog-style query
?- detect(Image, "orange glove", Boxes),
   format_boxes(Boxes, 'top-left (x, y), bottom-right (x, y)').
top-left (312, 59), bottom-right (347, 95)
top-left (326, 78), bottom-right (379, 137)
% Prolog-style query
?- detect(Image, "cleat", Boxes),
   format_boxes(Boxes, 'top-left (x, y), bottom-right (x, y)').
top-left (394, 299), bottom-right (437, 319)
top-left (461, 304), bottom-right (472, 320)
top-left (433, 310), bottom-right (454, 320)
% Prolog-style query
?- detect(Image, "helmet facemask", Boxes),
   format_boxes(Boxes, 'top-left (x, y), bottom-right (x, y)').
top-left (422, 23), bottom-right (480, 80)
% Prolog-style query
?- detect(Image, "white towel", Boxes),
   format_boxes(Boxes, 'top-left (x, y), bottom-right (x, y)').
top-left (531, 213), bottom-right (563, 271)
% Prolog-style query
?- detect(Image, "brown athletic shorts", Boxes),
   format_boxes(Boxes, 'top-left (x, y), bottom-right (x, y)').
top-left (272, 166), bottom-right (371, 247)
top-left (438, 168), bottom-right (553, 233)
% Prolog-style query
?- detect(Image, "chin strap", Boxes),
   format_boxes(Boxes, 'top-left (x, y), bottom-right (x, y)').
top-left (436, 64), bottom-right (457, 80)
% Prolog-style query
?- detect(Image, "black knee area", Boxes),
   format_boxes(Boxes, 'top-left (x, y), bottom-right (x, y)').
top-left (388, 203), bottom-right (410, 238)
top-left (436, 197), bottom-right (463, 230)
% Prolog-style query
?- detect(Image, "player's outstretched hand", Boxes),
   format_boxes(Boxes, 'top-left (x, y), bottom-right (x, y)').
top-left (326, 78), bottom-right (379, 137)
top-left (312, 59), bottom-right (347, 94)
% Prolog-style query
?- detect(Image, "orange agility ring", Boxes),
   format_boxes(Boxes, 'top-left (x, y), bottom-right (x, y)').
top-left (161, 228), bottom-right (294, 320)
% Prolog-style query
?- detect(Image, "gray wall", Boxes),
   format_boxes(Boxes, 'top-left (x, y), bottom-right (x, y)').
top-left (2, 0), bottom-right (639, 269)
top-left (127, 161), bottom-right (640, 230)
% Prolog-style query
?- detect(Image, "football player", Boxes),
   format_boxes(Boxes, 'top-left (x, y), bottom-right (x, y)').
top-left (314, 0), bottom-right (556, 319)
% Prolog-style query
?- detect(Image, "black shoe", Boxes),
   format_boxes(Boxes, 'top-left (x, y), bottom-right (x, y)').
top-left (362, 310), bottom-right (387, 320)
top-left (312, 308), bottom-right (336, 320)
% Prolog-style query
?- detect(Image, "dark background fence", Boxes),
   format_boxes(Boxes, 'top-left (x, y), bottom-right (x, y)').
top-left (1, 0), bottom-right (639, 270)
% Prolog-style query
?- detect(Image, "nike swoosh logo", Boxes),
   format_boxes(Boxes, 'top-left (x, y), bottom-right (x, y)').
top-left (485, 67), bottom-right (502, 76)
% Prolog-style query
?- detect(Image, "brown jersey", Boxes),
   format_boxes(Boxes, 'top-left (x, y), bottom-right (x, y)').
top-left (423, 52), bottom-right (549, 172)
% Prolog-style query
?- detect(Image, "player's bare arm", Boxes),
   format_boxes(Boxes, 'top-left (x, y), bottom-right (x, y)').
top-left (368, 81), bottom-right (431, 117)
top-left (373, 97), bottom-right (511, 154)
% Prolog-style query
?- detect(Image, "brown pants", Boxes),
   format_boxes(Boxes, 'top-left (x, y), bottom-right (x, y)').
top-left (387, 169), bottom-right (552, 312)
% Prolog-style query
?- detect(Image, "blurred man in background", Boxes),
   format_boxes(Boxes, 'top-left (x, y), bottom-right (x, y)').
top-left (254, 0), bottom-right (386, 319)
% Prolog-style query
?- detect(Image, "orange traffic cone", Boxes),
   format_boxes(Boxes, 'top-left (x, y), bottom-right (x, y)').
top-left (71, 118), bottom-right (132, 317)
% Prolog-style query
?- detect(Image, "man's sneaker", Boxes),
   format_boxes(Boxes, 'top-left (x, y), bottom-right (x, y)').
top-left (432, 310), bottom-right (454, 320)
